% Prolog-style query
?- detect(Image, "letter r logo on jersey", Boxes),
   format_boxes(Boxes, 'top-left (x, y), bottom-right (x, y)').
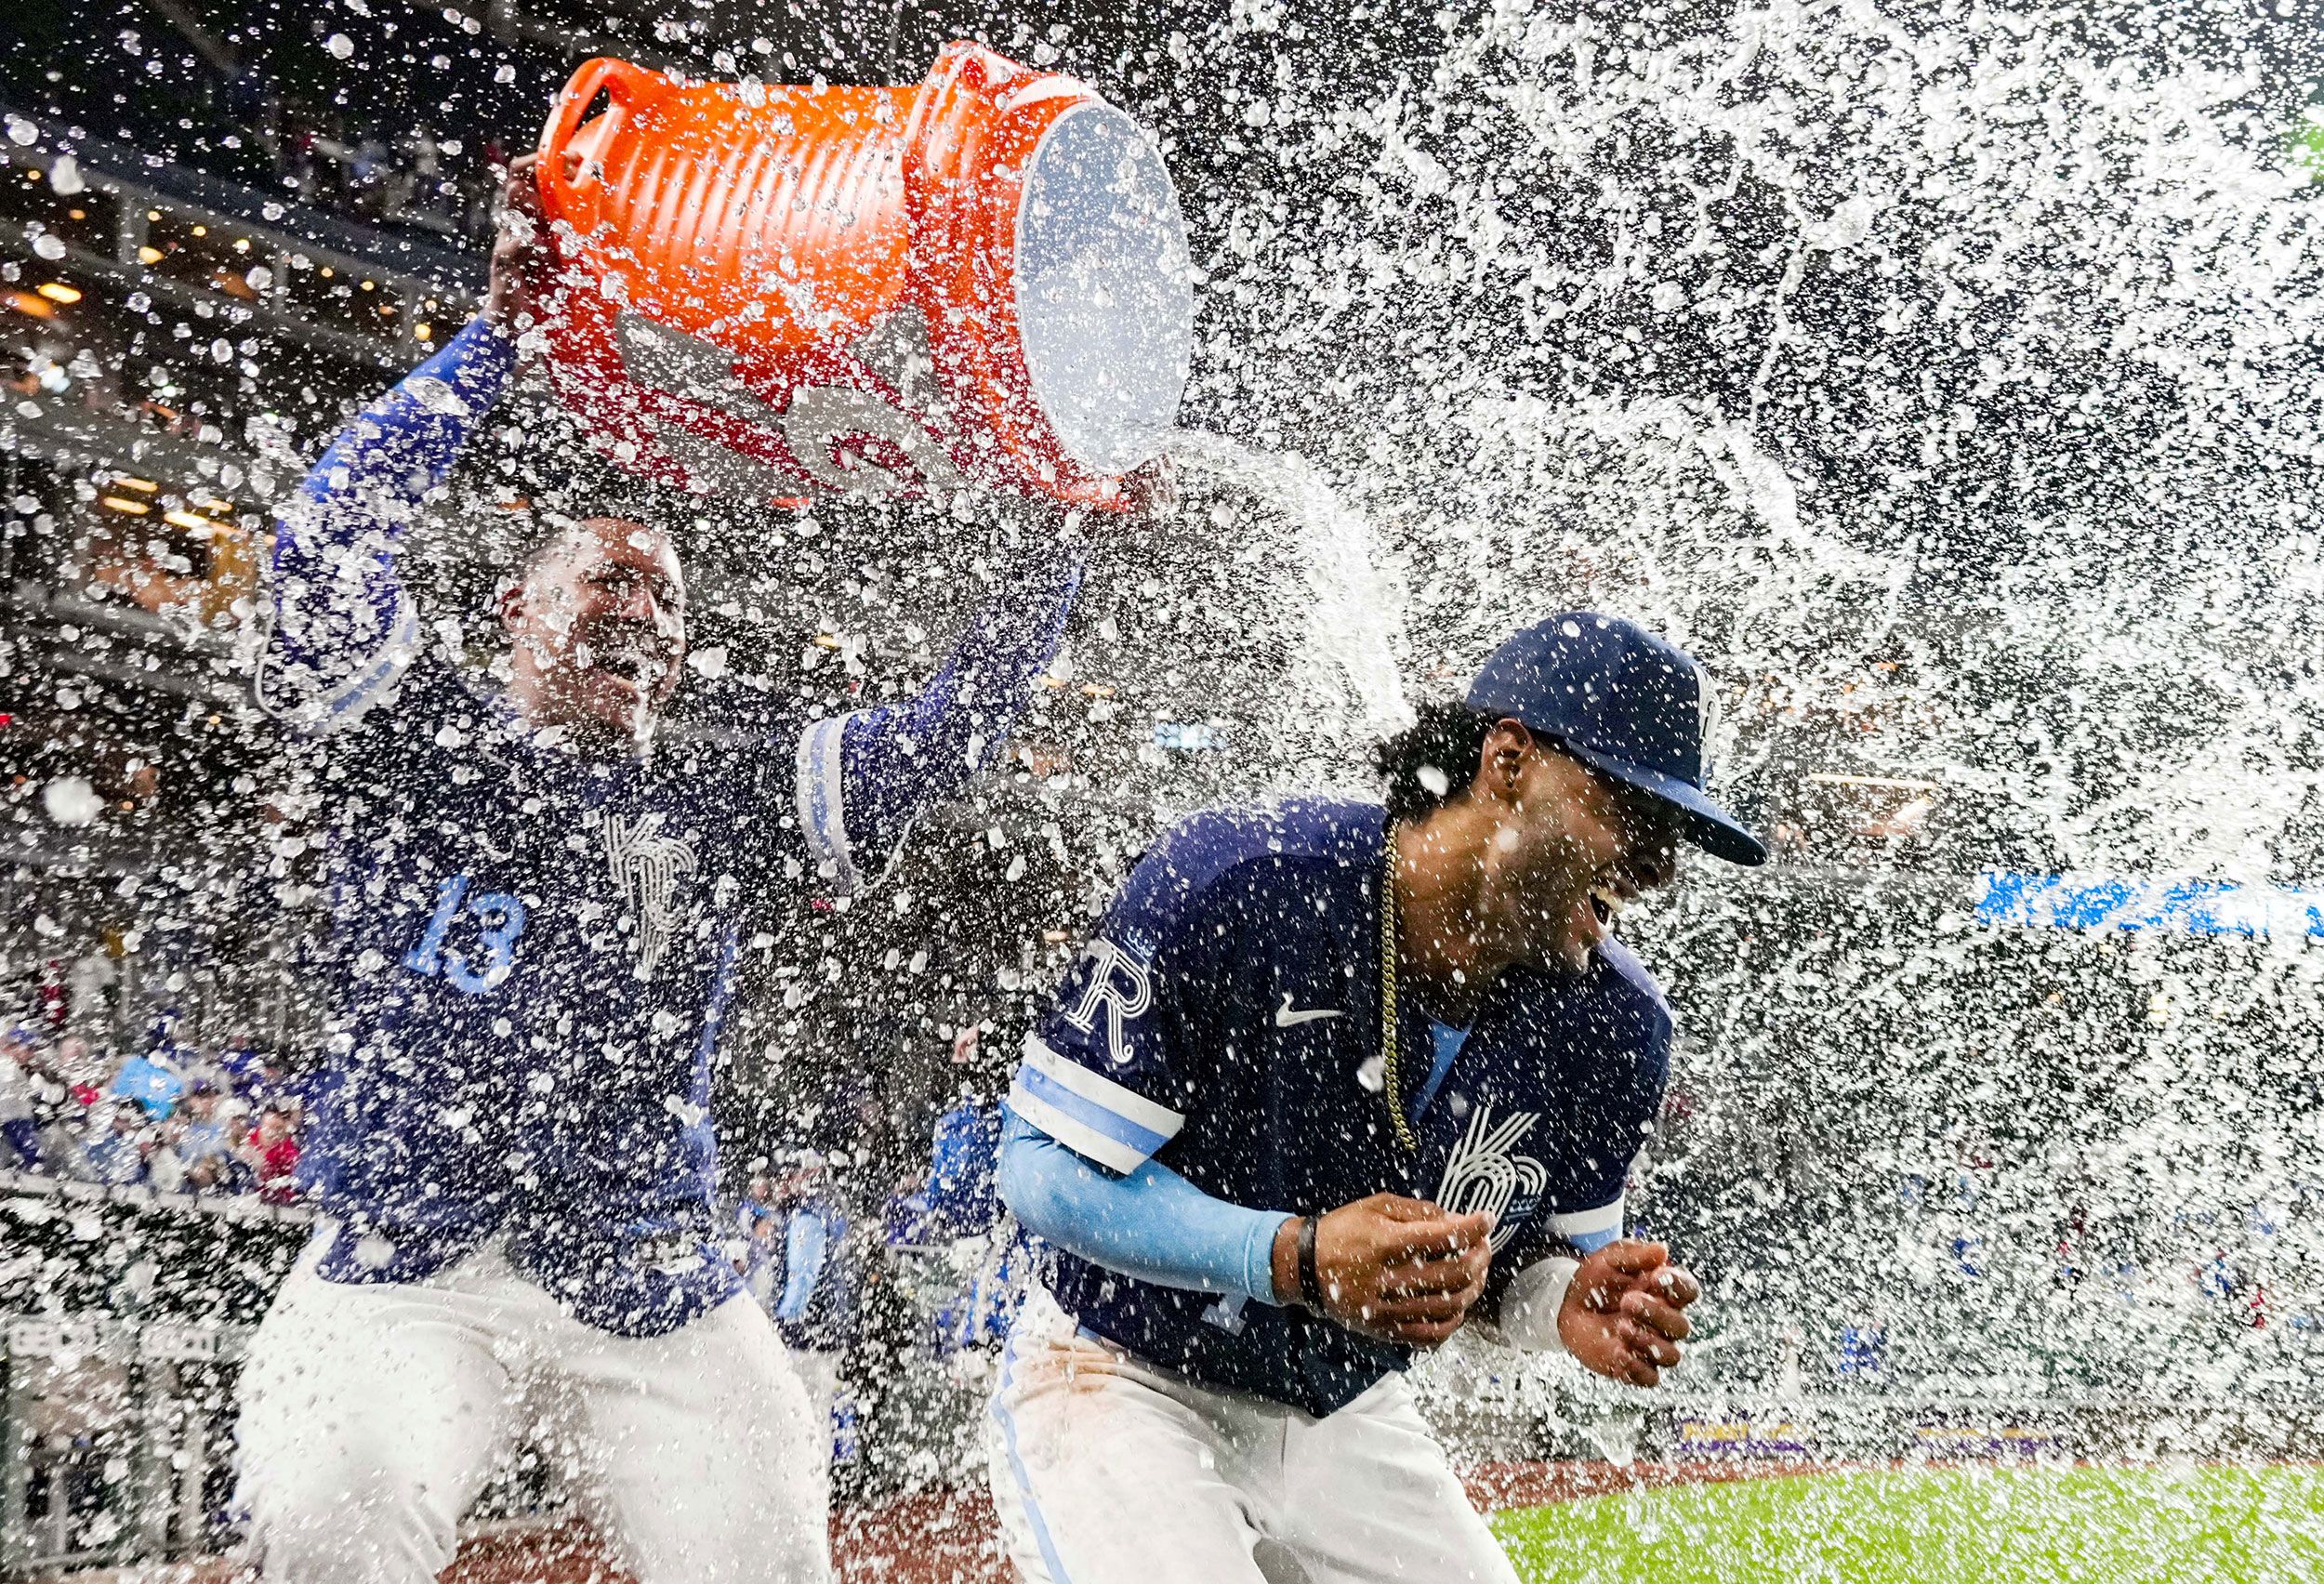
top-left (1058, 939), bottom-right (1155, 1065)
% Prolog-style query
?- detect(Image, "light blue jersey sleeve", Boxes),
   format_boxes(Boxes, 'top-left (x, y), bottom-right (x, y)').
top-left (997, 1110), bottom-right (1289, 1307)
top-left (775, 1208), bottom-right (831, 1323)
top-left (258, 316), bottom-right (515, 733)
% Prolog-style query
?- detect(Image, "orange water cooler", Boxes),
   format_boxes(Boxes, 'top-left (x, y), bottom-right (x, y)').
top-left (533, 42), bottom-right (1193, 510)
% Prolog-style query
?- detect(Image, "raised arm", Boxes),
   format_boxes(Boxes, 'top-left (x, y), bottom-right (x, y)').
top-left (257, 157), bottom-right (542, 731)
top-left (793, 535), bottom-right (1087, 895)
top-left (257, 318), bottom-right (515, 729)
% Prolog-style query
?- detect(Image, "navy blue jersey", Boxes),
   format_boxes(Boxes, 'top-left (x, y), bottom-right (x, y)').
top-left (260, 317), bottom-right (1085, 1336)
top-left (1005, 799), bottom-right (1670, 1415)
top-left (289, 650), bottom-right (804, 1333)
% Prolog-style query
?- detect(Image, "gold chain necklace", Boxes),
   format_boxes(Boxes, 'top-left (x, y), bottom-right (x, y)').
top-left (1380, 823), bottom-right (1416, 1151)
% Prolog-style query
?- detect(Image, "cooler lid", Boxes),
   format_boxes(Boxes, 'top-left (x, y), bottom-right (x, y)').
top-left (1012, 103), bottom-right (1195, 476)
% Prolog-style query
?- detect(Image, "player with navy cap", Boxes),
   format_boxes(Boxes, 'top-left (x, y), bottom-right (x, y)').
top-left (985, 612), bottom-right (1763, 1584)
top-left (231, 158), bottom-right (1142, 1584)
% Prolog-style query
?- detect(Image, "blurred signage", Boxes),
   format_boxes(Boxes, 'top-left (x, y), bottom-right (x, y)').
top-left (1671, 1417), bottom-right (1814, 1458)
top-left (1912, 1423), bottom-right (2064, 1459)
top-left (1153, 721), bottom-right (1226, 752)
top-left (1974, 871), bottom-right (2324, 938)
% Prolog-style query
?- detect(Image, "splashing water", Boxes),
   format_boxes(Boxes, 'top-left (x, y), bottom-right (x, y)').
top-left (15, 0), bottom-right (2324, 1552)
top-left (1192, 0), bottom-right (2324, 870)
top-left (1167, 429), bottom-right (1411, 743)
top-left (1163, 0), bottom-right (2324, 1444)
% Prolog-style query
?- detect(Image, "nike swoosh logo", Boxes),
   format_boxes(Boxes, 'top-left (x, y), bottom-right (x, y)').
top-left (1275, 993), bottom-right (1344, 1028)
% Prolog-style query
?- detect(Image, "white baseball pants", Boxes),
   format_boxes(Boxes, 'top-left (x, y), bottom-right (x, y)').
top-left (786, 1348), bottom-right (846, 1536)
top-left (235, 1232), bottom-right (829, 1584)
top-left (985, 1291), bottom-right (1518, 1584)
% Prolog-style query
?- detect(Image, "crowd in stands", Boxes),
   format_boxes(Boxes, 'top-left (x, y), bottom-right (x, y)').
top-left (715, 1089), bottom-right (1014, 1481)
top-left (234, 98), bottom-right (508, 246)
top-left (4, 12), bottom-right (535, 252)
top-left (0, 1016), bottom-right (305, 1206)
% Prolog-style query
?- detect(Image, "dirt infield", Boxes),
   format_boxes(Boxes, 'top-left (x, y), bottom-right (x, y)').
top-left (43, 1461), bottom-right (1842, 1584)
top-left (1462, 1457), bottom-right (1842, 1511)
top-left (439, 1463), bottom-right (1832, 1584)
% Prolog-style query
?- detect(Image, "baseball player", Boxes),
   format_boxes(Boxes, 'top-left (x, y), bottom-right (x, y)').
top-left (232, 157), bottom-right (1125, 1584)
top-left (986, 613), bottom-right (1765, 1584)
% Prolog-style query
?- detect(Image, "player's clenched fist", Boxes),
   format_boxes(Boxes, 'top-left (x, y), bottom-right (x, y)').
top-left (1558, 1240), bottom-right (1701, 1387)
top-left (1273, 1193), bottom-right (1494, 1348)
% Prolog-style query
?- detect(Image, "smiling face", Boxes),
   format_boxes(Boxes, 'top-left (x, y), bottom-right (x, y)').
top-left (499, 516), bottom-right (688, 749)
top-left (1470, 721), bottom-right (1684, 974)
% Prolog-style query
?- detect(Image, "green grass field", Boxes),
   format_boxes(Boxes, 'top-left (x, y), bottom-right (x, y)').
top-left (1493, 1464), bottom-right (2324, 1583)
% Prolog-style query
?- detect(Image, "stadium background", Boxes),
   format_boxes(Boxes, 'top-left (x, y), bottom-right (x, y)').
top-left (5, 0), bottom-right (2324, 1577)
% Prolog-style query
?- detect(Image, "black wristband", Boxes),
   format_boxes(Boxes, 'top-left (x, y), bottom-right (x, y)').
top-left (1297, 1214), bottom-right (1324, 1312)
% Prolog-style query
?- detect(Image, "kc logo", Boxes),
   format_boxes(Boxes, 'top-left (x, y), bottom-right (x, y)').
top-left (1694, 659), bottom-right (1723, 784)
top-left (1434, 1103), bottom-right (1549, 1253)
top-left (604, 812), bottom-right (698, 982)
top-left (1057, 938), bottom-right (1154, 1065)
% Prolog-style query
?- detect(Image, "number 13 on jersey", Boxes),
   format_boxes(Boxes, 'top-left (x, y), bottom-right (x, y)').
top-left (404, 873), bottom-right (528, 995)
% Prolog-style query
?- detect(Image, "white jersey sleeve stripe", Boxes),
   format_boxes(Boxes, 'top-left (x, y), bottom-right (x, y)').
top-left (793, 713), bottom-right (865, 896)
top-left (254, 588), bottom-right (419, 735)
top-left (1022, 1035), bottom-right (1185, 1140)
top-left (1547, 1197), bottom-right (1624, 1239)
top-left (1006, 1079), bottom-right (1148, 1175)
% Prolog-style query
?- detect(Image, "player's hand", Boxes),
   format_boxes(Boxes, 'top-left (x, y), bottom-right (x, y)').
top-left (1557, 1240), bottom-right (1701, 1388)
top-left (1277, 1194), bottom-right (1494, 1349)
top-left (484, 153), bottom-right (553, 335)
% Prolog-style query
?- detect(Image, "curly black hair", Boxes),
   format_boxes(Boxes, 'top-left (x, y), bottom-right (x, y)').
top-left (1374, 698), bottom-right (1499, 820)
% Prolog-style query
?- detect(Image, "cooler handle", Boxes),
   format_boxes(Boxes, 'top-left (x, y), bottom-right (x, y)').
top-left (536, 58), bottom-right (664, 236)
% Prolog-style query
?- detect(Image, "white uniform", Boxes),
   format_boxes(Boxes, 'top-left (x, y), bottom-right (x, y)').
top-left (784, 1346), bottom-right (846, 1535)
top-left (986, 1291), bottom-right (1518, 1584)
top-left (236, 1230), bottom-right (829, 1584)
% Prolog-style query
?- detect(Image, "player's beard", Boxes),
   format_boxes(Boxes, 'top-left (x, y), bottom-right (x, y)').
top-left (1482, 858), bottom-right (1604, 978)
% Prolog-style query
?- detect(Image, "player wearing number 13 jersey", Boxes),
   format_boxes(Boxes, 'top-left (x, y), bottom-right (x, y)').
top-left (987, 613), bottom-right (1766, 1584)
top-left (231, 159), bottom-right (1121, 1584)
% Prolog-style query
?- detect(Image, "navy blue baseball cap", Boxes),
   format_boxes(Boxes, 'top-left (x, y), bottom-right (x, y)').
top-left (1467, 612), bottom-right (1766, 865)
